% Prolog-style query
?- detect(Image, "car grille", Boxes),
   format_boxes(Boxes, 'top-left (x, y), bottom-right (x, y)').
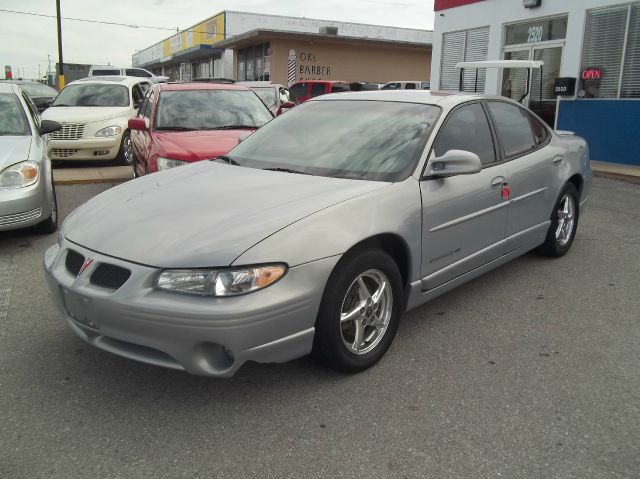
top-left (0, 208), bottom-right (42, 226)
top-left (64, 250), bottom-right (131, 290)
top-left (65, 249), bottom-right (85, 276)
top-left (51, 148), bottom-right (79, 158)
top-left (90, 264), bottom-right (131, 289)
top-left (50, 123), bottom-right (85, 140)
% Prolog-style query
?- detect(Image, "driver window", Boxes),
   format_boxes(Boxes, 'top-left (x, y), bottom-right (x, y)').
top-left (132, 85), bottom-right (144, 107)
top-left (433, 103), bottom-right (496, 165)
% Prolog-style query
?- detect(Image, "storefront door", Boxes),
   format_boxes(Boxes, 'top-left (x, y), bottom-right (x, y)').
top-left (501, 16), bottom-right (567, 126)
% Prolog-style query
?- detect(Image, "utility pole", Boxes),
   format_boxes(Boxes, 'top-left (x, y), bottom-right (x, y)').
top-left (56, 0), bottom-right (64, 88)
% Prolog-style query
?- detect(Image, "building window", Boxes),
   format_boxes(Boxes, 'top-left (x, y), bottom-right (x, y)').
top-left (440, 27), bottom-right (489, 92)
top-left (237, 43), bottom-right (270, 81)
top-left (581, 2), bottom-right (640, 98)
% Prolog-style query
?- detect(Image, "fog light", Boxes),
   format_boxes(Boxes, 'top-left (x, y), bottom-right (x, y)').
top-left (94, 150), bottom-right (110, 156)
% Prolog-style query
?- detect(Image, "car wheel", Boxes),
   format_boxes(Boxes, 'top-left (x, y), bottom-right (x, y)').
top-left (536, 183), bottom-right (579, 257)
top-left (117, 130), bottom-right (134, 166)
top-left (312, 249), bottom-right (404, 373)
top-left (36, 182), bottom-right (58, 234)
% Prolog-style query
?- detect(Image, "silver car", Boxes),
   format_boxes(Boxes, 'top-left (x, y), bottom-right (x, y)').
top-left (43, 91), bottom-right (592, 377)
top-left (1, 83), bottom-right (61, 233)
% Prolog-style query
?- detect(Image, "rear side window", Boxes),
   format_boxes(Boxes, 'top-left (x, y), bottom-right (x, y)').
top-left (330, 82), bottom-right (350, 93)
top-left (529, 113), bottom-right (549, 145)
top-left (310, 83), bottom-right (326, 98)
top-left (290, 83), bottom-right (307, 99)
top-left (126, 69), bottom-right (152, 78)
top-left (405, 83), bottom-right (417, 90)
top-left (92, 69), bottom-right (119, 76)
top-left (487, 102), bottom-right (536, 157)
top-left (433, 103), bottom-right (496, 165)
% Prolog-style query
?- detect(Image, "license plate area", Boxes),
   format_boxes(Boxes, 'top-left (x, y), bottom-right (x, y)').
top-left (61, 288), bottom-right (99, 329)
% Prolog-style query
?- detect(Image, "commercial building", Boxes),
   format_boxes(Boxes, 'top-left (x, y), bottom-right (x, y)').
top-left (430, 0), bottom-right (640, 165)
top-left (132, 11), bottom-right (432, 85)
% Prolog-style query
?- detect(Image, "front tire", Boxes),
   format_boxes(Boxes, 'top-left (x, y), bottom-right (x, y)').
top-left (117, 130), bottom-right (133, 166)
top-left (312, 249), bottom-right (404, 373)
top-left (36, 182), bottom-right (58, 234)
top-left (536, 183), bottom-right (579, 257)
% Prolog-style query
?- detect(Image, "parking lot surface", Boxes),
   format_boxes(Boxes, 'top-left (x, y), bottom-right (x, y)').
top-left (1, 177), bottom-right (639, 478)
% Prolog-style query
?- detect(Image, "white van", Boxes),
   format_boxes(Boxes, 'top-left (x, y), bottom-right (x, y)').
top-left (380, 81), bottom-right (430, 90)
top-left (88, 65), bottom-right (168, 83)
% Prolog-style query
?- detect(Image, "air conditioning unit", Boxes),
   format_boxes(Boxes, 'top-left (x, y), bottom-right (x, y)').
top-left (319, 26), bottom-right (338, 35)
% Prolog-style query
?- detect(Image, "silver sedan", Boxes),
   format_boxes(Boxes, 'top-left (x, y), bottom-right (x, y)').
top-left (0, 83), bottom-right (61, 233)
top-left (43, 91), bottom-right (592, 377)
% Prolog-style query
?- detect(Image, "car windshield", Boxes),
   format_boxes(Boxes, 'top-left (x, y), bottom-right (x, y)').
top-left (20, 83), bottom-right (58, 97)
top-left (92, 69), bottom-right (120, 76)
top-left (227, 100), bottom-right (440, 182)
top-left (155, 89), bottom-right (273, 130)
top-left (52, 84), bottom-right (129, 107)
top-left (0, 93), bottom-right (30, 136)
top-left (251, 88), bottom-right (276, 109)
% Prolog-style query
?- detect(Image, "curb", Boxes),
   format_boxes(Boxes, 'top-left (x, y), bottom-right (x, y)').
top-left (593, 170), bottom-right (640, 185)
top-left (54, 177), bottom-right (132, 186)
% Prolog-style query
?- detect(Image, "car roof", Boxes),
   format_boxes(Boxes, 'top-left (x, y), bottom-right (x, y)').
top-left (158, 82), bottom-right (251, 91)
top-left (0, 82), bottom-right (18, 94)
top-left (312, 90), bottom-right (496, 108)
top-left (69, 76), bottom-right (148, 86)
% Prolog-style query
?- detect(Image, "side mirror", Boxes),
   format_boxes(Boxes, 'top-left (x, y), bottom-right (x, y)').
top-left (39, 120), bottom-right (61, 136)
top-left (128, 117), bottom-right (147, 131)
top-left (281, 101), bottom-right (296, 109)
top-left (423, 150), bottom-right (482, 178)
top-left (237, 132), bottom-right (252, 144)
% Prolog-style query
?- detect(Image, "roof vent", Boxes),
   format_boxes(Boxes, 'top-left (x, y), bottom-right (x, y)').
top-left (319, 26), bottom-right (338, 35)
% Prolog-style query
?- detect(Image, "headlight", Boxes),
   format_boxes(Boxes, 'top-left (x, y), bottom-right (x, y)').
top-left (0, 161), bottom-right (39, 188)
top-left (157, 157), bottom-right (188, 170)
top-left (156, 265), bottom-right (287, 296)
top-left (95, 126), bottom-right (122, 137)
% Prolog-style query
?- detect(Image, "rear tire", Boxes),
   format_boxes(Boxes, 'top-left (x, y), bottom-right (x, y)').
top-left (536, 183), bottom-right (579, 257)
top-left (312, 249), bottom-right (404, 373)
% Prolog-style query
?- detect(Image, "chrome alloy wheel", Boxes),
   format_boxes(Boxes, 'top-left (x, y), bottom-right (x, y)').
top-left (555, 193), bottom-right (575, 246)
top-left (340, 269), bottom-right (393, 355)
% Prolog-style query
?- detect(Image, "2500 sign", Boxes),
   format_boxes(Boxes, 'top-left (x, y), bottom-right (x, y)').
top-left (527, 25), bottom-right (544, 43)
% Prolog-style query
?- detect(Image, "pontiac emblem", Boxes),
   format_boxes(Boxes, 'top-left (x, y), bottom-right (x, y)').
top-left (78, 258), bottom-right (93, 275)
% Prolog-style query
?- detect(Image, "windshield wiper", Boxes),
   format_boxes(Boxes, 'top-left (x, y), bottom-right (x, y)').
top-left (263, 167), bottom-right (310, 175)
top-left (214, 155), bottom-right (240, 165)
top-left (156, 126), bottom-right (195, 131)
top-left (51, 103), bottom-right (72, 107)
top-left (205, 125), bottom-right (258, 130)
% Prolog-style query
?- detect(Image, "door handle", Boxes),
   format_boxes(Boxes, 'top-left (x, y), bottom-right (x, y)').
top-left (490, 176), bottom-right (506, 189)
top-left (552, 155), bottom-right (564, 165)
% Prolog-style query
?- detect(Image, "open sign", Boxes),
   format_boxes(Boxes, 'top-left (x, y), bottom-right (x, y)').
top-left (581, 67), bottom-right (602, 80)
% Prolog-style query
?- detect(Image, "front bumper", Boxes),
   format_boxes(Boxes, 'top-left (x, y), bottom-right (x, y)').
top-left (0, 177), bottom-right (48, 231)
top-left (43, 239), bottom-right (339, 377)
top-left (48, 136), bottom-right (122, 161)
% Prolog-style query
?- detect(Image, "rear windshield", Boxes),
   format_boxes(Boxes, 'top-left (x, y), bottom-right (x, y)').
top-left (0, 93), bottom-right (30, 136)
top-left (20, 83), bottom-right (58, 97)
top-left (155, 89), bottom-right (273, 131)
top-left (52, 84), bottom-right (129, 107)
top-left (92, 69), bottom-right (120, 76)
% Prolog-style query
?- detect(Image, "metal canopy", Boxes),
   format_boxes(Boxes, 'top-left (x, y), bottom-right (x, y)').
top-left (455, 60), bottom-right (544, 69)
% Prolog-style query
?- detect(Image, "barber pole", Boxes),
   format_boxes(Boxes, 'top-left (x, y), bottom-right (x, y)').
top-left (287, 49), bottom-right (296, 84)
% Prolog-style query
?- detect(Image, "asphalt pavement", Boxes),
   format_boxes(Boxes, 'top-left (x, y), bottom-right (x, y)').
top-left (1, 178), bottom-right (639, 478)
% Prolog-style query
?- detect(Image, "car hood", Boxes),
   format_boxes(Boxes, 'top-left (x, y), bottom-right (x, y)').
top-left (154, 130), bottom-right (253, 162)
top-left (42, 106), bottom-right (131, 123)
top-left (0, 136), bottom-right (32, 170)
top-left (63, 161), bottom-right (389, 268)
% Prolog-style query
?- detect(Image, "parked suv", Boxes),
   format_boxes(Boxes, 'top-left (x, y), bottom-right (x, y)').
top-left (42, 76), bottom-right (152, 164)
top-left (289, 80), bottom-right (350, 102)
top-left (88, 65), bottom-right (168, 83)
top-left (380, 81), bottom-right (430, 90)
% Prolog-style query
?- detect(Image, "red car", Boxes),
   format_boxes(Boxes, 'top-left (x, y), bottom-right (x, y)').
top-left (288, 80), bottom-right (351, 103)
top-left (128, 82), bottom-right (273, 176)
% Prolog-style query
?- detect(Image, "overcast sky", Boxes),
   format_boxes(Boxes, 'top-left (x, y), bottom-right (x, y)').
top-left (0, 0), bottom-right (435, 80)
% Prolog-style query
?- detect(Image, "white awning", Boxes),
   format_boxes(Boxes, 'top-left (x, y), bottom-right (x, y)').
top-left (455, 60), bottom-right (544, 69)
